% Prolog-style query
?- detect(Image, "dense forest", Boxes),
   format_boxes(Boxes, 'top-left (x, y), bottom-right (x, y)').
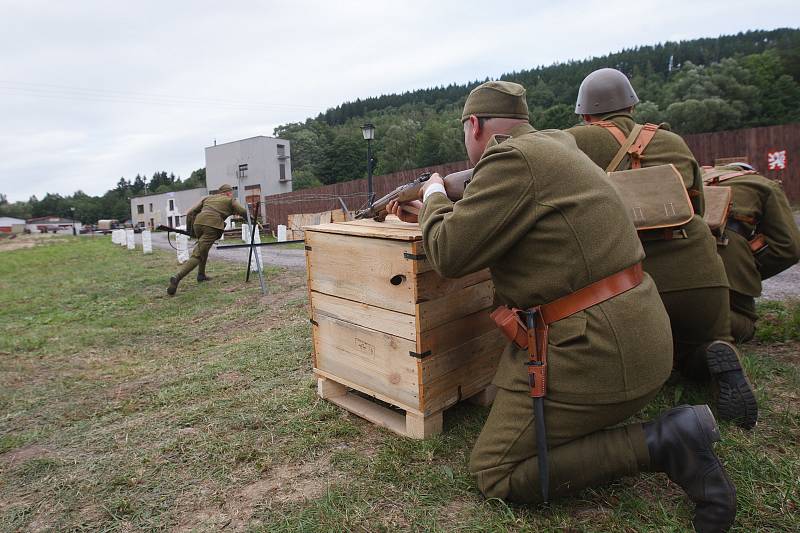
top-left (276, 28), bottom-right (800, 189)
top-left (2, 28), bottom-right (798, 221)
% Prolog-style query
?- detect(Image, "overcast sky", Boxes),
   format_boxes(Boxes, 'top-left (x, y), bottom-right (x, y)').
top-left (0, 0), bottom-right (796, 202)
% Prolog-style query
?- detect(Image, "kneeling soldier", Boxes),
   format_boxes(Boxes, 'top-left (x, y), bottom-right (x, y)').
top-left (567, 68), bottom-right (758, 429)
top-left (704, 162), bottom-right (800, 342)
top-left (389, 81), bottom-right (736, 532)
top-left (167, 183), bottom-right (248, 295)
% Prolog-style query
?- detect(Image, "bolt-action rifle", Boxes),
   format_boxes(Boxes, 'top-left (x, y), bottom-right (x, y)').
top-left (156, 224), bottom-right (192, 237)
top-left (355, 168), bottom-right (474, 221)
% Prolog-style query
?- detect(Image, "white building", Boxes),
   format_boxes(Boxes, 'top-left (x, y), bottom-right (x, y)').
top-left (129, 188), bottom-right (208, 230)
top-left (0, 217), bottom-right (26, 234)
top-left (204, 136), bottom-right (292, 209)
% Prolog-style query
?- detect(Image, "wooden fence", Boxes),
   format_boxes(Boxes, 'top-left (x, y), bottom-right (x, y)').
top-left (684, 123), bottom-right (800, 202)
top-left (262, 122), bottom-right (800, 229)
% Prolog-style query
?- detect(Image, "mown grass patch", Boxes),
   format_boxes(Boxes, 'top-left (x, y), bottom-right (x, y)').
top-left (1, 236), bottom-right (798, 531)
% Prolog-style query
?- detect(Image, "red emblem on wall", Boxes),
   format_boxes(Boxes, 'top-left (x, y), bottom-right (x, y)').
top-left (767, 150), bottom-right (787, 170)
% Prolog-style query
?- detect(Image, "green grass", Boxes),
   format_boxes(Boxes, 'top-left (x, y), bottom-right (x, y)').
top-left (1, 236), bottom-right (798, 531)
top-left (755, 300), bottom-right (800, 342)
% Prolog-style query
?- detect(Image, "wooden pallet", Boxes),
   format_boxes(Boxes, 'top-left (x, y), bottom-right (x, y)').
top-left (317, 375), bottom-right (496, 439)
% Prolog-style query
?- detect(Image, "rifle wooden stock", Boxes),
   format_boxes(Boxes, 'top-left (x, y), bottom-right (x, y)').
top-left (355, 168), bottom-right (473, 221)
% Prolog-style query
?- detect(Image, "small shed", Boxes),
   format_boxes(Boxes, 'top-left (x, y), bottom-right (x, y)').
top-left (0, 217), bottom-right (26, 234)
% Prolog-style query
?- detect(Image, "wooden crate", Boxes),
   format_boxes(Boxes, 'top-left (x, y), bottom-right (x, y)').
top-left (305, 218), bottom-right (503, 439)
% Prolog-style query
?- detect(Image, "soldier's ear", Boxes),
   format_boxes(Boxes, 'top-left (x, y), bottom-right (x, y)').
top-left (468, 115), bottom-right (481, 139)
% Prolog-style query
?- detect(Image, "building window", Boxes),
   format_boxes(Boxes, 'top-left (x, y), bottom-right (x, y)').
top-left (149, 203), bottom-right (153, 212)
top-left (279, 163), bottom-right (286, 181)
top-left (277, 144), bottom-right (285, 157)
top-left (150, 218), bottom-right (154, 229)
top-left (238, 164), bottom-right (248, 179)
top-left (137, 205), bottom-right (144, 214)
top-left (175, 215), bottom-right (181, 225)
top-left (169, 199), bottom-right (175, 211)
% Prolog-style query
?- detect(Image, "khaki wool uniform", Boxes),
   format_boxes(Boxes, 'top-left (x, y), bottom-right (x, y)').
top-left (567, 113), bottom-right (731, 376)
top-left (709, 166), bottom-right (800, 342)
top-left (419, 123), bottom-right (673, 503)
top-left (175, 193), bottom-right (248, 280)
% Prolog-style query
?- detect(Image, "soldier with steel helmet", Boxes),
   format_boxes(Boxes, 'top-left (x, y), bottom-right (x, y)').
top-left (567, 68), bottom-right (758, 429)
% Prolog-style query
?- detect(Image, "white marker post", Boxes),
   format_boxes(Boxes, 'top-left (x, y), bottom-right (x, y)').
top-left (277, 224), bottom-right (287, 242)
top-left (176, 234), bottom-right (189, 263)
top-left (142, 230), bottom-right (153, 254)
top-left (126, 228), bottom-right (135, 250)
top-left (118, 229), bottom-right (127, 247)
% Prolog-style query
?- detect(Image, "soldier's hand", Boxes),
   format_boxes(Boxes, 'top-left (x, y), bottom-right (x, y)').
top-left (387, 199), bottom-right (421, 223)
top-left (419, 173), bottom-right (445, 199)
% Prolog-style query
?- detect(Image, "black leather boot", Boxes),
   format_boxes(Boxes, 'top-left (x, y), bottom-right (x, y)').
top-left (706, 341), bottom-right (758, 429)
top-left (644, 405), bottom-right (736, 533)
top-left (197, 274), bottom-right (212, 282)
top-left (167, 276), bottom-right (179, 296)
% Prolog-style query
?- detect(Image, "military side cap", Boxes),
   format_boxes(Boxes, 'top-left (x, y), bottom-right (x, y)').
top-left (218, 183), bottom-right (233, 193)
top-left (461, 81), bottom-right (529, 122)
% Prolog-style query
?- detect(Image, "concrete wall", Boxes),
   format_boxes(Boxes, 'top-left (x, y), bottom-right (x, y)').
top-left (130, 188), bottom-right (208, 229)
top-left (204, 136), bottom-right (292, 205)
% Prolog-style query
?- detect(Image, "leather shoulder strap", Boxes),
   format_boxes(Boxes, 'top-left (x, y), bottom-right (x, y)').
top-left (704, 169), bottom-right (757, 185)
top-left (606, 124), bottom-right (644, 172)
top-left (593, 121), bottom-right (627, 146)
top-left (630, 123), bottom-right (661, 162)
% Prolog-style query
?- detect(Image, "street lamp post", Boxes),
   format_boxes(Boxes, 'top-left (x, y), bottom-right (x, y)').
top-left (361, 123), bottom-right (376, 206)
top-left (70, 207), bottom-right (77, 236)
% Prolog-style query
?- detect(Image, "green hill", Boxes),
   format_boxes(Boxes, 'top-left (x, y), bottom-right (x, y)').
top-left (275, 28), bottom-right (800, 189)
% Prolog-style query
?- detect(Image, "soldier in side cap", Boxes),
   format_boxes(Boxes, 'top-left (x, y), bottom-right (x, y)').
top-left (567, 68), bottom-right (758, 430)
top-left (167, 183), bottom-right (249, 296)
top-left (388, 80), bottom-right (735, 532)
top-left (704, 162), bottom-right (800, 341)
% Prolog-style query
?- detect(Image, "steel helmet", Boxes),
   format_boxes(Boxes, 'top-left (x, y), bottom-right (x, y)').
top-left (575, 68), bottom-right (639, 115)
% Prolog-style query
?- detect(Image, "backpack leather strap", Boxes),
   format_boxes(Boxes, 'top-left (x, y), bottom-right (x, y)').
top-left (596, 122), bottom-right (661, 172)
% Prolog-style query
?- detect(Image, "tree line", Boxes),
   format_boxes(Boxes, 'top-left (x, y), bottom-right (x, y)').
top-left (0, 169), bottom-right (206, 224)
top-left (276, 28), bottom-right (800, 189)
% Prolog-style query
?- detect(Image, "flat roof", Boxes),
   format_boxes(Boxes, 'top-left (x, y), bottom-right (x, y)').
top-left (205, 135), bottom-right (288, 149)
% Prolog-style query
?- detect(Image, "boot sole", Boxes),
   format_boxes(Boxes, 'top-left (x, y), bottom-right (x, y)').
top-left (706, 342), bottom-right (758, 430)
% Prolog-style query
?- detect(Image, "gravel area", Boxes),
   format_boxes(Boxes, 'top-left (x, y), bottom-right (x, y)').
top-left (136, 231), bottom-right (306, 270)
top-left (759, 213), bottom-right (800, 301)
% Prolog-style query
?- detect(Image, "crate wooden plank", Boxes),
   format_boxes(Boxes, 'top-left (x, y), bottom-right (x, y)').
top-left (421, 348), bottom-right (502, 414)
top-left (307, 219), bottom-right (422, 241)
top-left (306, 231), bottom-right (416, 314)
top-left (313, 313), bottom-right (420, 409)
top-left (415, 269), bottom-right (492, 302)
top-left (312, 291), bottom-right (417, 341)
top-left (420, 328), bottom-right (505, 383)
top-left (416, 309), bottom-right (497, 356)
top-left (417, 280), bottom-right (495, 333)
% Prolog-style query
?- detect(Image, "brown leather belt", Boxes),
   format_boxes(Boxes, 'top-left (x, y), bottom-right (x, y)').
top-left (490, 262), bottom-right (644, 397)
